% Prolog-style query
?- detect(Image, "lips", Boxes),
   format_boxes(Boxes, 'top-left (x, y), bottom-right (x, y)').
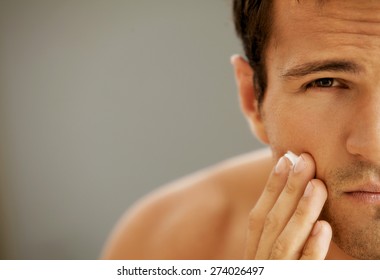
top-left (345, 184), bottom-right (380, 203)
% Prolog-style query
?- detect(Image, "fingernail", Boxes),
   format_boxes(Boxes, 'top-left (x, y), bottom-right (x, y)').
top-left (275, 156), bottom-right (287, 174)
top-left (312, 221), bottom-right (321, 236)
top-left (294, 155), bottom-right (306, 173)
top-left (303, 181), bottom-right (314, 197)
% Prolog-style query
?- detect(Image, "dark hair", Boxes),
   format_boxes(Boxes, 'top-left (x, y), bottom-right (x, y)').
top-left (233, 0), bottom-right (273, 105)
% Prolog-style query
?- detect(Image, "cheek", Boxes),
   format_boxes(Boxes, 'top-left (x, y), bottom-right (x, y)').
top-left (262, 100), bottom-right (332, 159)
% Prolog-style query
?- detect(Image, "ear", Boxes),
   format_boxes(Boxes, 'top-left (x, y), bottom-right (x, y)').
top-left (231, 55), bottom-right (269, 144)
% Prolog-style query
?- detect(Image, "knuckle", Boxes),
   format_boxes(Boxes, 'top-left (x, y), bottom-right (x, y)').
top-left (293, 205), bottom-right (306, 220)
top-left (265, 181), bottom-right (279, 194)
top-left (248, 209), bottom-right (263, 231)
top-left (302, 243), bottom-right (314, 258)
top-left (263, 211), bottom-right (279, 231)
top-left (284, 180), bottom-right (298, 195)
top-left (270, 238), bottom-right (287, 258)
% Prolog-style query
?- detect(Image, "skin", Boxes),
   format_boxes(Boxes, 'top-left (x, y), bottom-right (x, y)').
top-left (101, 0), bottom-right (380, 259)
top-left (257, 0), bottom-right (380, 259)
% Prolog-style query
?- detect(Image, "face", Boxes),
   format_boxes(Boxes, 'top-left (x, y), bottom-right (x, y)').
top-left (260, 0), bottom-right (380, 259)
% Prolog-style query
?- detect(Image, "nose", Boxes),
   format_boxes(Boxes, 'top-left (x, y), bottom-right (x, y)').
top-left (346, 93), bottom-right (380, 163)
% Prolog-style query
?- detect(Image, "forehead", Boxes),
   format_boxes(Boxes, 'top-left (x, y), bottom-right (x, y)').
top-left (268, 0), bottom-right (380, 73)
top-left (273, 0), bottom-right (380, 37)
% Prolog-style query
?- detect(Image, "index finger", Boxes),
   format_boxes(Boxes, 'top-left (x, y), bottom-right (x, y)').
top-left (244, 155), bottom-right (292, 258)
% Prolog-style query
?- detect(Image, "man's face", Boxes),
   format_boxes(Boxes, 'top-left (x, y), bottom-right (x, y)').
top-left (262, 0), bottom-right (380, 259)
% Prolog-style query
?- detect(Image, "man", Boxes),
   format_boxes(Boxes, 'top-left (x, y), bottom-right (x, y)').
top-left (101, 0), bottom-right (380, 259)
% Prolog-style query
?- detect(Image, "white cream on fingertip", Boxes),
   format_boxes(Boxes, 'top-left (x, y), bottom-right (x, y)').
top-left (284, 151), bottom-right (298, 166)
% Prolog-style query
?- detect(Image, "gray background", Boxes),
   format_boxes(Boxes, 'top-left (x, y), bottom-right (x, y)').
top-left (0, 0), bottom-right (263, 259)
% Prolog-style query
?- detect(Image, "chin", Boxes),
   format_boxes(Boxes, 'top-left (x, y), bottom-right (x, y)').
top-left (321, 199), bottom-right (380, 260)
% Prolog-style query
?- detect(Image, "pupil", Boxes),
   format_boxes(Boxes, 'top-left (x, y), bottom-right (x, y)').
top-left (318, 78), bottom-right (332, 87)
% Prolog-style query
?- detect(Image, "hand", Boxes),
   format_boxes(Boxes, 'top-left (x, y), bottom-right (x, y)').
top-left (244, 153), bottom-right (332, 259)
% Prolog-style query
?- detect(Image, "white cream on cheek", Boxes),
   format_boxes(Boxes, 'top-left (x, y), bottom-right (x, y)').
top-left (285, 151), bottom-right (298, 166)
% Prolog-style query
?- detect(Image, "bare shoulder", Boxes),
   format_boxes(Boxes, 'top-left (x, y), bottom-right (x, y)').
top-left (101, 148), bottom-right (273, 259)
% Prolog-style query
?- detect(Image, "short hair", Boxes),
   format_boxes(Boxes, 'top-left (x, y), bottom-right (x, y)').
top-left (232, 0), bottom-right (274, 105)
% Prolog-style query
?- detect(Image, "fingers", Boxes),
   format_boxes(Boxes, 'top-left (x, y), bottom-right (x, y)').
top-left (245, 152), bottom-right (332, 260)
top-left (244, 155), bottom-right (292, 258)
top-left (301, 220), bottom-right (332, 260)
top-left (269, 179), bottom-right (329, 259)
top-left (255, 154), bottom-right (316, 259)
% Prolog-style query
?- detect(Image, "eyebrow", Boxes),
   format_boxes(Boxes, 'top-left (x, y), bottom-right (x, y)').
top-left (281, 60), bottom-right (363, 79)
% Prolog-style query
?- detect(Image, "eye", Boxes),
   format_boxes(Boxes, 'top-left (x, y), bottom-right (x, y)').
top-left (307, 78), bottom-right (336, 88)
top-left (300, 77), bottom-right (350, 94)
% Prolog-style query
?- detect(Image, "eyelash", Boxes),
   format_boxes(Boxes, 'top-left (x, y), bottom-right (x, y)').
top-left (304, 78), bottom-right (350, 92)
top-left (305, 78), bottom-right (336, 89)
